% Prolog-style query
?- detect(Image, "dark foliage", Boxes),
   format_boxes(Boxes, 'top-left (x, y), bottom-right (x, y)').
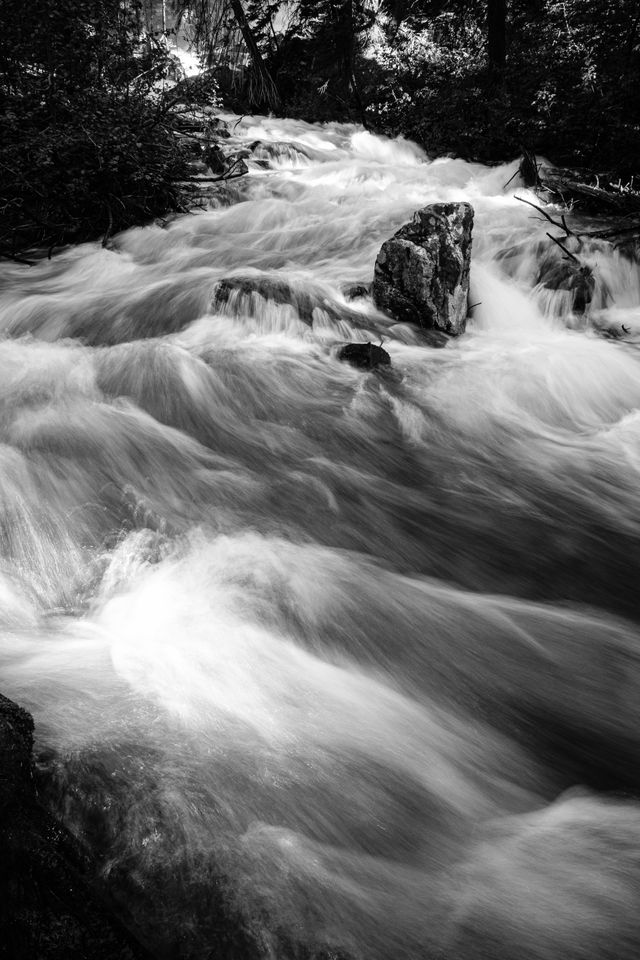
top-left (367, 0), bottom-right (640, 177)
top-left (0, 0), bottom-right (195, 259)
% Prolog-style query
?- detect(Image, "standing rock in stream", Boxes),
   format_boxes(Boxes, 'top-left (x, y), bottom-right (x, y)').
top-left (373, 201), bottom-right (474, 335)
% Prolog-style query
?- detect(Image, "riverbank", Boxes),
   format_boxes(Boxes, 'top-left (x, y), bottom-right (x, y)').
top-left (0, 693), bottom-right (150, 958)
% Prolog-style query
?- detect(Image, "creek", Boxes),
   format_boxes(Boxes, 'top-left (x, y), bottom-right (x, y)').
top-left (1, 115), bottom-right (640, 959)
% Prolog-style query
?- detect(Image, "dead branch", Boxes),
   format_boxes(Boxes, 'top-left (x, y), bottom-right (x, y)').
top-left (515, 195), bottom-right (578, 238)
top-left (516, 194), bottom-right (640, 249)
top-left (545, 232), bottom-right (580, 263)
top-left (101, 203), bottom-right (113, 247)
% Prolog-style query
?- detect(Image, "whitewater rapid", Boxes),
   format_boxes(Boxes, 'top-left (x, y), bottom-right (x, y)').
top-left (1, 115), bottom-right (640, 959)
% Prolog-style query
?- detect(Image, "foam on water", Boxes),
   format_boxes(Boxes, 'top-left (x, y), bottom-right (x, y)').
top-left (1, 115), bottom-right (640, 959)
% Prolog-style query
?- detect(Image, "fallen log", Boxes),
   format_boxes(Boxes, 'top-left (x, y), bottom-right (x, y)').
top-left (517, 153), bottom-right (640, 249)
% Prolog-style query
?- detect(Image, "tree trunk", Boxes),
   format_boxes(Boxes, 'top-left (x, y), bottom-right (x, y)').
top-left (228, 0), bottom-right (280, 110)
top-left (487, 0), bottom-right (506, 75)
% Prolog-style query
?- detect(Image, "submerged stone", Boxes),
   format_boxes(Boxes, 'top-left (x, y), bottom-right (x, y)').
top-left (342, 283), bottom-right (371, 300)
top-left (214, 275), bottom-right (316, 324)
top-left (213, 275), bottom-right (376, 329)
top-left (538, 255), bottom-right (595, 314)
top-left (372, 201), bottom-right (474, 335)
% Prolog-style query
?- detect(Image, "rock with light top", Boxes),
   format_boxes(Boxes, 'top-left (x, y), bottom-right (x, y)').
top-left (373, 202), bottom-right (474, 335)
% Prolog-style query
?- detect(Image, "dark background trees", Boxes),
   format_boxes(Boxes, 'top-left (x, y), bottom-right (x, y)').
top-left (204, 0), bottom-right (640, 177)
top-left (0, 0), bottom-right (193, 257)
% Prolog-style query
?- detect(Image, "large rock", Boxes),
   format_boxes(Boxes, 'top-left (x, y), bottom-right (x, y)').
top-left (0, 693), bottom-right (149, 959)
top-left (372, 201), bottom-right (474, 335)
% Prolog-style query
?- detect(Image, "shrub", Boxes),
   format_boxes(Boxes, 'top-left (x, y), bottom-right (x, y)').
top-left (0, 0), bottom-right (196, 258)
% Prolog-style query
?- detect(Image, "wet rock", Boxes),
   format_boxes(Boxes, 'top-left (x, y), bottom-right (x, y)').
top-left (208, 116), bottom-right (231, 138)
top-left (539, 257), bottom-right (595, 314)
top-left (373, 201), bottom-right (474, 335)
top-left (199, 147), bottom-right (249, 180)
top-left (214, 276), bottom-right (316, 324)
top-left (338, 342), bottom-right (391, 370)
top-left (567, 265), bottom-right (595, 314)
top-left (0, 692), bottom-right (33, 806)
top-left (0, 693), bottom-right (149, 959)
top-left (204, 144), bottom-right (227, 175)
top-left (342, 283), bottom-right (371, 300)
top-left (248, 140), bottom-right (312, 165)
top-left (228, 157), bottom-right (249, 177)
top-left (213, 275), bottom-right (371, 328)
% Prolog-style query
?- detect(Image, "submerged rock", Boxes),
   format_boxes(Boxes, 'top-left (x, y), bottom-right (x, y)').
top-left (0, 693), bottom-right (148, 959)
top-left (212, 275), bottom-right (376, 330)
top-left (214, 275), bottom-right (317, 324)
top-left (342, 283), bottom-right (371, 300)
top-left (373, 201), bottom-right (474, 335)
top-left (338, 342), bottom-right (391, 370)
top-left (538, 253), bottom-right (595, 314)
top-left (204, 144), bottom-right (227, 174)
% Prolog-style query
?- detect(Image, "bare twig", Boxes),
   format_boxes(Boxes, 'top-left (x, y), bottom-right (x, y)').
top-left (515, 195), bottom-right (577, 237)
top-left (503, 168), bottom-right (520, 189)
top-left (516, 193), bottom-right (640, 248)
top-left (546, 231), bottom-right (581, 263)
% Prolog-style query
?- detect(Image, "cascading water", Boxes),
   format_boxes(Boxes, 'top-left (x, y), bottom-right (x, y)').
top-left (1, 115), bottom-right (640, 960)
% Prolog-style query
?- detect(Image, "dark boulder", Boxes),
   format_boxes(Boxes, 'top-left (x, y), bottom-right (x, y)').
top-left (0, 693), bottom-right (149, 959)
top-left (373, 201), bottom-right (474, 335)
top-left (338, 342), bottom-right (391, 370)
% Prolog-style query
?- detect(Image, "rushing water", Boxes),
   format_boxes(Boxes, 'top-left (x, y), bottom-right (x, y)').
top-left (2, 116), bottom-right (640, 959)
